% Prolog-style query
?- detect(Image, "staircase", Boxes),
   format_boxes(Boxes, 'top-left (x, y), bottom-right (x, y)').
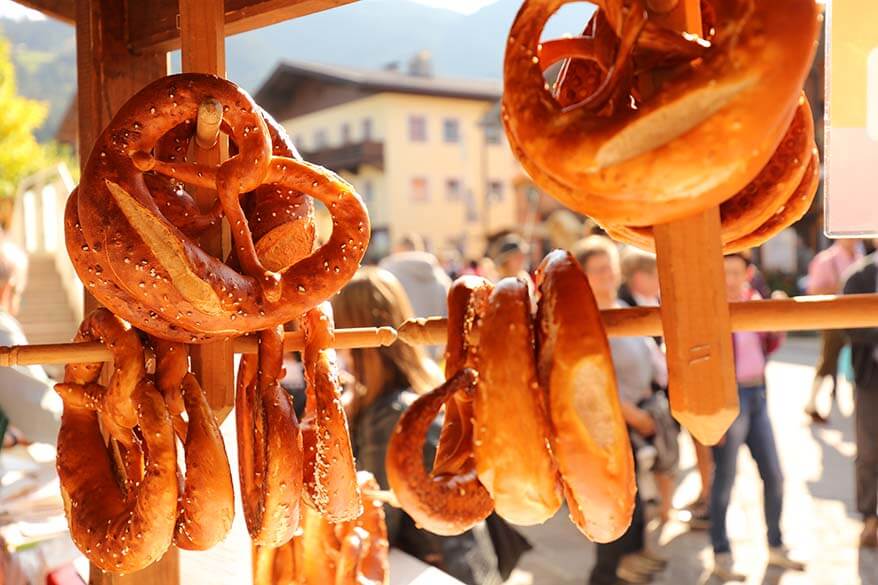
top-left (18, 254), bottom-right (79, 347)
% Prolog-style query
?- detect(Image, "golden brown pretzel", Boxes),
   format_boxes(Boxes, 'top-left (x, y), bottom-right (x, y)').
top-left (474, 278), bottom-right (562, 525)
top-left (55, 309), bottom-right (177, 573)
top-left (334, 472), bottom-right (389, 585)
top-left (386, 369), bottom-right (495, 535)
top-left (300, 303), bottom-right (361, 523)
top-left (502, 0), bottom-right (820, 226)
top-left (535, 250), bottom-right (635, 542)
top-left (605, 97), bottom-right (819, 252)
top-left (236, 326), bottom-right (303, 547)
top-left (432, 275), bottom-right (493, 477)
top-left (69, 73), bottom-right (368, 342)
top-left (152, 340), bottom-right (235, 550)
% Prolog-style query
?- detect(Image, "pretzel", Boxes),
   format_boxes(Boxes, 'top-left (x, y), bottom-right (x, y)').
top-left (432, 276), bottom-right (493, 477)
top-left (605, 97), bottom-right (819, 252)
top-left (535, 250), bottom-right (635, 542)
top-left (69, 73), bottom-right (368, 342)
top-left (502, 0), bottom-right (820, 226)
top-left (153, 340), bottom-right (235, 550)
top-left (334, 472), bottom-right (389, 585)
top-left (236, 326), bottom-right (303, 547)
top-left (55, 309), bottom-right (177, 573)
top-left (473, 278), bottom-right (562, 525)
top-left (300, 304), bottom-right (362, 523)
top-left (386, 369), bottom-right (495, 535)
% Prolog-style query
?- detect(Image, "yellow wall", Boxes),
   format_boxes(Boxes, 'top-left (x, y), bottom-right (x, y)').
top-left (282, 91), bottom-right (521, 258)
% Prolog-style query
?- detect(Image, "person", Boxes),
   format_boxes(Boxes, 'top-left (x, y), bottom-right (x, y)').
top-left (617, 248), bottom-right (679, 525)
top-left (804, 239), bottom-right (863, 423)
top-left (575, 236), bottom-right (668, 585)
top-left (841, 251), bottom-right (878, 547)
top-left (487, 233), bottom-right (531, 282)
top-left (331, 267), bottom-right (516, 585)
top-left (0, 238), bottom-right (62, 446)
top-left (379, 234), bottom-right (452, 360)
top-left (709, 253), bottom-right (804, 581)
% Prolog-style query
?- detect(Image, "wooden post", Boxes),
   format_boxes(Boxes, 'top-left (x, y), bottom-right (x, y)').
top-left (74, 2), bottom-right (174, 583)
top-left (651, 1), bottom-right (738, 446)
top-left (180, 0), bottom-right (236, 421)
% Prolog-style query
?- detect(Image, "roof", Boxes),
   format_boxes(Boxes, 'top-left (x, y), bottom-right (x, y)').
top-left (255, 59), bottom-right (502, 114)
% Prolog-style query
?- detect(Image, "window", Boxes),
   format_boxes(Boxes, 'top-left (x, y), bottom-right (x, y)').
top-left (362, 118), bottom-right (373, 141)
top-left (408, 115), bottom-right (427, 142)
top-left (488, 180), bottom-right (504, 202)
top-left (313, 129), bottom-right (328, 149)
top-left (410, 177), bottom-right (430, 203)
top-left (341, 123), bottom-right (352, 144)
top-left (485, 124), bottom-right (502, 145)
top-left (443, 118), bottom-right (460, 143)
top-left (445, 178), bottom-right (462, 201)
top-left (361, 180), bottom-right (374, 203)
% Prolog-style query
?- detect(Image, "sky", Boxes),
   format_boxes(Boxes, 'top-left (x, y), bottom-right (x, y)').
top-left (0, 0), bottom-right (502, 19)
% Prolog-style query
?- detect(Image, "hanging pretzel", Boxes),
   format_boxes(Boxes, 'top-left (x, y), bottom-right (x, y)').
top-left (152, 340), bottom-right (235, 551)
top-left (432, 276), bottom-right (493, 477)
top-left (69, 73), bottom-right (369, 342)
top-left (300, 304), bottom-right (362, 523)
top-left (534, 250), bottom-right (635, 542)
top-left (604, 97), bottom-right (818, 252)
top-left (236, 326), bottom-right (303, 547)
top-left (502, 0), bottom-right (820, 227)
top-left (473, 278), bottom-right (562, 526)
top-left (55, 309), bottom-right (178, 573)
top-left (386, 369), bottom-right (495, 536)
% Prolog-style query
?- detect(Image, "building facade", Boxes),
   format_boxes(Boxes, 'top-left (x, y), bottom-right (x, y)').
top-left (256, 58), bottom-right (522, 260)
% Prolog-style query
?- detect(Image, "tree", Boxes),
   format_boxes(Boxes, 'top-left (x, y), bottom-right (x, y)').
top-left (0, 37), bottom-right (48, 198)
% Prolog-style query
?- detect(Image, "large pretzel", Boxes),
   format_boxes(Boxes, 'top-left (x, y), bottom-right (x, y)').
top-left (236, 326), bottom-right (303, 547)
top-left (300, 304), bottom-right (362, 523)
top-left (55, 309), bottom-right (177, 573)
top-left (502, 0), bottom-right (820, 227)
top-left (535, 250), bottom-right (635, 542)
top-left (68, 74), bottom-right (368, 342)
top-left (152, 340), bottom-right (235, 550)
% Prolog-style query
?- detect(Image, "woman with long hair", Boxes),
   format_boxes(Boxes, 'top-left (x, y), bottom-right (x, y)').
top-left (332, 267), bottom-right (505, 585)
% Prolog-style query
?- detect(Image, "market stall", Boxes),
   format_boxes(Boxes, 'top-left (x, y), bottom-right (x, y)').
top-left (0, 0), bottom-right (873, 584)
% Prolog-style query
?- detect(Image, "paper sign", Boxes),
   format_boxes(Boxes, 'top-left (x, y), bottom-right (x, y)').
top-left (825, 0), bottom-right (878, 237)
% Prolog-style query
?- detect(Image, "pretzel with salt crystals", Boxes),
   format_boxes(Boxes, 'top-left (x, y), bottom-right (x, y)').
top-left (55, 309), bottom-right (177, 573)
top-left (236, 326), bottom-right (303, 547)
top-left (502, 0), bottom-right (820, 227)
top-left (152, 340), bottom-right (235, 551)
top-left (68, 73), bottom-right (368, 343)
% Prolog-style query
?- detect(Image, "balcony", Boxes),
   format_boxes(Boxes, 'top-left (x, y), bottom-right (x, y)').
top-left (300, 140), bottom-right (385, 173)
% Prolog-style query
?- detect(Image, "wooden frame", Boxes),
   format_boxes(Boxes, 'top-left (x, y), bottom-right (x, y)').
top-left (4, 0), bottom-right (873, 583)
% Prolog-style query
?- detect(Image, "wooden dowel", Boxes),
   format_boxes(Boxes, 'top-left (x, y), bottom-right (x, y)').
top-left (0, 327), bottom-right (398, 367)
top-left (195, 98), bottom-right (223, 150)
top-left (4, 293), bottom-right (878, 368)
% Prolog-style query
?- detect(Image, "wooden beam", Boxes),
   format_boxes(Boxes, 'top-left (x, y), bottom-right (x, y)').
top-left (9, 0), bottom-right (74, 23)
top-left (128, 0), bottom-right (357, 53)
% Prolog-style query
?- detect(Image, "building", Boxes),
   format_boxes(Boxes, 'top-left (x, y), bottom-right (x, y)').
top-left (255, 54), bottom-right (522, 260)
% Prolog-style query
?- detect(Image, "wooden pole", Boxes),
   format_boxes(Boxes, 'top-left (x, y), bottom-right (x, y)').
top-left (180, 0), bottom-right (236, 421)
top-left (74, 1), bottom-right (174, 583)
top-left (649, 0), bottom-right (737, 446)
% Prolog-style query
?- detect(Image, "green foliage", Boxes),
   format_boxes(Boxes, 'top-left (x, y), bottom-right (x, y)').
top-left (0, 38), bottom-right (48, 198)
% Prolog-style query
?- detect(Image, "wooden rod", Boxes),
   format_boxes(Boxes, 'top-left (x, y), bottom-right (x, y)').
top-left (195, 98), bottom-right (223, 149)
top-left (5, 294), bottom-right (875, 368)
top-left (0, 327), bottom-right (398, 367)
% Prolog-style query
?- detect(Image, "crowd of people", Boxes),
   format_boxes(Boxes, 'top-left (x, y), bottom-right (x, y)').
top-left (0, 228), bottom-right (877, 584)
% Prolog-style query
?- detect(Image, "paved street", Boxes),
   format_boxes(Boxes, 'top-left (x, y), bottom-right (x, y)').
top-left (508, 337), bottom-right (878, 585)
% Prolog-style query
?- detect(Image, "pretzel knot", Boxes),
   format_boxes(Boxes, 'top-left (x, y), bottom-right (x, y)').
top-left (54, 309), bottom-right (177, 573)
top-left (68, 73), bottom-right (370, 342)
top-left (502, 0), bottom-right (820, 231)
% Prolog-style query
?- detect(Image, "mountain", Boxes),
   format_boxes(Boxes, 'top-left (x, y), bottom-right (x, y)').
top-left (1, 0), bottom-right (594, 140)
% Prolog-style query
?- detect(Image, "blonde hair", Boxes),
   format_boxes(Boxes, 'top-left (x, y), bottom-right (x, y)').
top-left (620, 248), bottom-right (657, 284)
top-left (331, 267), bottom-right (441, 410)
top-left (572, 235), bottom-right (620, 271)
